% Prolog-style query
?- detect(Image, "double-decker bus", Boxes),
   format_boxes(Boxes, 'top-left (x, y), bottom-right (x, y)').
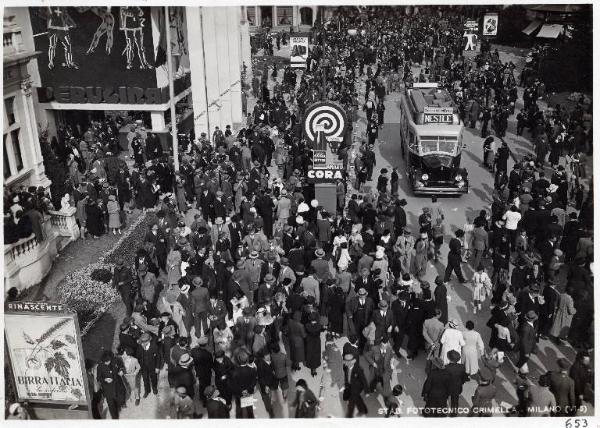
top-left (399, 82), bottom-right (468, 195)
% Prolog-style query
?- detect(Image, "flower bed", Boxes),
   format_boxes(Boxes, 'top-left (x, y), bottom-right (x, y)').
top-left (57, 262), bottom-right (119, 332)
top-left (103, 211), bottom-right (156, 266)
top-left (55, 211), bottom-right (153, 334)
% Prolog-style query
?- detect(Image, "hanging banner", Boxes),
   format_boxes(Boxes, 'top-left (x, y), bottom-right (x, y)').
top-left (290, 36), bottom-right (309, 68)
top-left (4, 302), bottom-right (91, 409)
top-left (307, 167), bottom-right (345, 183)
top-left (482, 13), bottom-right (499, 36)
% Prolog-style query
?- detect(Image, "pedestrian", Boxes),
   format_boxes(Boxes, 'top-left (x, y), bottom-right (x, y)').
top-left (445, 349), bottom-right (468, 417)
top-left (292, 379), bottom-right (318, 418)
top-left (440, 319), bottom-right (465, 365)
top-left (205, 385), bottom-right (230, 418)
top-left (471, 265), bottom-right (492, 314)
top-left (421, 356), bottom-right (449, 417)
top-left (342, 353), bottom-right (368, 417)
top-left (461, 320), bottom-right (484, 377)
top-left (443, 230), bottom-right (466, 284)
top-left (97, 350), bottom-right (125, 419)
top-left (136, 333), bottom-right (161, 398)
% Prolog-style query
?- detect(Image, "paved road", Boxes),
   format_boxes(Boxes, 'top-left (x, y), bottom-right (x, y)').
top-left (108, 47), bottom-right (593, 418)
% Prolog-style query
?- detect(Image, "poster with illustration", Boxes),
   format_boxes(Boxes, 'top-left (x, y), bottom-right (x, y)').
top-left (290, 36), bottom-right (309, 68)
top-left (29, 6), bottom-right (158, 91)
top-left (5, 309), bottom-right (88, 405)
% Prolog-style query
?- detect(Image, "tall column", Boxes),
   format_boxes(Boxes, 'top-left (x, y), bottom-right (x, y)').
top-left (215, 8), bottom-right (233, 129)
top-left (187, 6), bottom-right (209, 138)
top-left (201, 8), bottom-right (221, 136)
top-left (240, 17), bottom-right (252, 78)
top-left (228, 6), bottom-right (243, 128)
top-left (20, 78), bottom-right (50, 189)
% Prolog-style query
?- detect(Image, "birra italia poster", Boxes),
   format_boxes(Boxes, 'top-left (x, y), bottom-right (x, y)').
top-left (290, 36), bottom-right (309, 68)
top-left (5, 306), bottom-right (88, 405)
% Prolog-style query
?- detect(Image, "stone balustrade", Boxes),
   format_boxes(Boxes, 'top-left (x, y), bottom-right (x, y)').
top-left (48, 206), bottom-right (80, 243)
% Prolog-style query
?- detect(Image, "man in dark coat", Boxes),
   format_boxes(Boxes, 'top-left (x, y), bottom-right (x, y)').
top-left (445, 350), bottom-right (468, 416)
top-left (205, 385), bottom-right (230, 418)
top-left (549, 358), bottom-right (576, 415)
top-left (255, 351), bottom-right (278, 418)
top-left (421, 356), bottom-right (449, 417)
top-left (190, 337), bottom-right (213, 406)
top-left (230, 350), bottom-right (258, 418)
top-left (516, 311), bottom-right (538, 373)
top-left (433, 276), bottom-right (448, 325)
top-left (343, 353), bottom-right (368, 417)
top-left (345, 288), bottom-right (374, 352)
top-left (391, 292), bottom-right (410, 358)
top-left (112, 260), bottom-right (134, 316)
top-left (136, 333), bottom-right (161, 397)
top-left (444, 230), bottom-right (466, 283)
top-left (97, 350), bottom-right (124, 419)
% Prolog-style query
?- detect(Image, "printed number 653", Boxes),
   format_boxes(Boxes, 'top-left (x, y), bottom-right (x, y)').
top-left (566, 418), bottom-right (588, 428)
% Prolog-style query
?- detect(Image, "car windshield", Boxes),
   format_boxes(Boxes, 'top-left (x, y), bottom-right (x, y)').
top-left (419, 136), bottom-right (457, 154)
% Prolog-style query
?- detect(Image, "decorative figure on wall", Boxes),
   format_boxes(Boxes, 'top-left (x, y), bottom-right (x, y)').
top-left (47, 7), bottom-right (79, 70)
top-left (120, 6), bottom-right (152, 70)
top-left (78, 7), bottom-right (115, 55)
top-left (169, 7), bottom-right (187, 76)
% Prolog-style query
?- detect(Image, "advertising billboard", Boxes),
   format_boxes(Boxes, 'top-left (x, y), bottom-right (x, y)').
top-left (4, 302), bottom-right (90, 407)
top-left (290, 35), bottom-right (309, 68)
top-left (30, 6), bottom-right (159, 104)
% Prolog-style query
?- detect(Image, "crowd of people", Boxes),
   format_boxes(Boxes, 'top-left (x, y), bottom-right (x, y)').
top-left (5, 5), bottom-right (593, 420)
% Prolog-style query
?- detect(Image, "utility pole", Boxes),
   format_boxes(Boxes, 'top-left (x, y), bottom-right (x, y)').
top-left (165, 6), bottom-right (179, 172)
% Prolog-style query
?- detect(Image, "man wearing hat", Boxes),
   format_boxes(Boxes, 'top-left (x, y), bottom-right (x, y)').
top-left (372, 300), bottom-right (393, 343)
top-left (310, 248), bottom-right (330, 283)
top-left (112, 259), bottom-right (135, 316)
top-left (170, 386), bottom-right (195, 419)
top-left (343, 352), bottom-right (369, 417)
top-left (346, 287), bottom-right (374, 352)
top-left (470, 367), bottom-right (496, 416)
top-left (190, 336), bottom-right (212, 406)
top-left (257, 274), bottom-right (277, 306)
top-left (422, 355), bottom-right (450, 417)
top-left (243, 250), bottom-right (263, 305)
top-left (516, 283), bottom-right (543, 323)
top-left (236, 306), bottom-right (257, 349)
top-left (136, 333), bottom-right (161, 398)
top-left (516, 310), bottom-right (538, 373)
top-left (394, 227), bottom-right (414, 273)
top-left (260, 252), bottom-right (281, 283)
top-left (548, 358), bottom-right (577, 415)
top-left (230, 350), bottom-right (258, 418)
top-left (364, 335), bottom-right (394, 394)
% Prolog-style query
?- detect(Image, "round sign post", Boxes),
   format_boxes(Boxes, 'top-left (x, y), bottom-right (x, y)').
top-left (303, 101), bottom-right (348, 216)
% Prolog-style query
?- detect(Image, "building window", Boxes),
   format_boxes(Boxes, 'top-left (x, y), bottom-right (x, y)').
top-left (3, 136), bottom-right (10, 179)
top-left (300, 7), bottom-right (313, 26)
top-left (278, 6), bottom-right (293, 26)
top-left (4, 96), bottom-right (16, 126)
top-left (10, 130), bottom-right (24, 172)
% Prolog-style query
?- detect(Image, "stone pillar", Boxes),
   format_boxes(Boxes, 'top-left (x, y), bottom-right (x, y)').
top-left (20, 77), bottom-right (51, 190)
top-left (215, 8), bottom-right (233, 129)
top-left (201, 7), bottom-right (221, 136)
top-left (186, 6), bottom-right (209, 138)
top-left (228, 7), bottom-right (243, 128)
top-left (49, 207), bottom-right (80, 241)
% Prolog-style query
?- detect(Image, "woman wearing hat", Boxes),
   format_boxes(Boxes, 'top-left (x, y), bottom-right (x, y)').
top-left (106, 194), bottom-right (121, 235)
top-left (85, 198), bottom-right (105, 238)
top-left (304, 311), bottom-right (322, 377)
top-left (440, 319), bottom-right (465, 365)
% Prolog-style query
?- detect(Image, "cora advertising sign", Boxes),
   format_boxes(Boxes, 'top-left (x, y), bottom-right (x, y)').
top-left (4, 303), bottom-right (90, 406)
top-left (307, 167), bottom-right (344, 183)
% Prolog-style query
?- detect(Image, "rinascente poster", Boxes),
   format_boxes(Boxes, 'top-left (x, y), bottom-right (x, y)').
top-left (5, 311), bottom-right (88, 405)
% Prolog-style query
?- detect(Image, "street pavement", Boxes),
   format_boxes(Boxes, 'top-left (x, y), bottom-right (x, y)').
top-left (110, 46), bottom-right (593, 418)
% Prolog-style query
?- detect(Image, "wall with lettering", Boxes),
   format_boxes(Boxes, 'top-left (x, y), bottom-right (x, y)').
top-left (29, 7), bottom-right (159, 103)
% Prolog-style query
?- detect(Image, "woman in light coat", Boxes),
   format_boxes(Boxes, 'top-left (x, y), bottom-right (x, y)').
top-left (107, 195), bottom-right (121, 234)
top-left (461, 320), bottom-right (484, 376)
top-left (440, 319), bottom-right (465, 365)
top-left (550, 290), bottom-right (577, 340)
top-left (166, 246), bottom-right (182, 286)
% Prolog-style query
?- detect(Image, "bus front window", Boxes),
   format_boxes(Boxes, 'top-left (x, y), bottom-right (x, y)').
top-left (438, 137), bottom-right (458, 154)
top-left (420, 138), bottom-right (438, 154)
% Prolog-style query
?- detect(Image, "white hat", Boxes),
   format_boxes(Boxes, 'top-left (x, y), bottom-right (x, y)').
top-left (548, 184), bottom-right (559, 193)
top-left (310, 199), bottom-right (319, 208)
top-left (296, 215), bottom-right (304, 225)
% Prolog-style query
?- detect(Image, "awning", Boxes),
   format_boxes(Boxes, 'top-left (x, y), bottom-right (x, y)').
top-left (537, 24), bottom-right (564, 38)
top-left (522, 20), bottom-right (542, 35)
